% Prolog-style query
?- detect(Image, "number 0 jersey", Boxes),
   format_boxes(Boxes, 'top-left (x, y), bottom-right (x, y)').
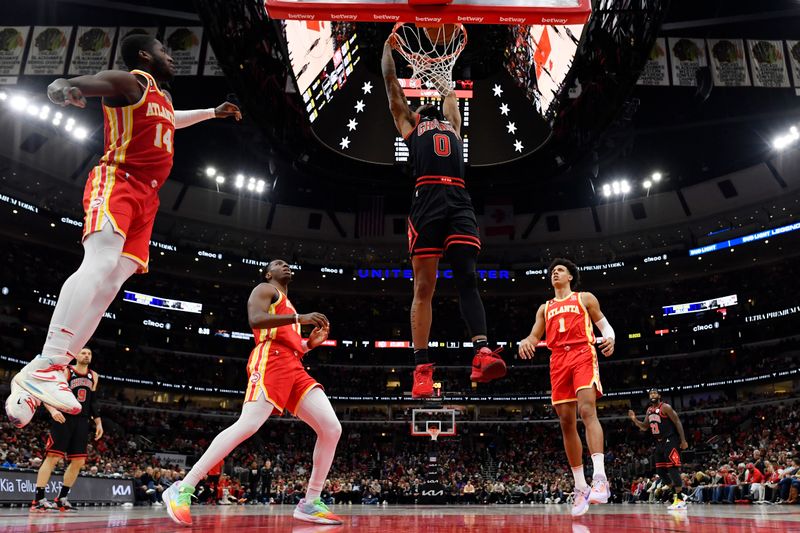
top-left (404, 115), bottom-right (464, 181)
top-left (544, 292), bottom-right (596, 351)
top-left (99, 69), bottom-right (175, 189)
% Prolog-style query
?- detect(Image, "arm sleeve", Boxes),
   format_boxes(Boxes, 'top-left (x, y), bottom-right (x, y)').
top-left (88, 391), bottom-right (99, 419)
top-left (595, 317), bottom-right (615, 340)
top-left (174, 108), bottom-right (216, 129)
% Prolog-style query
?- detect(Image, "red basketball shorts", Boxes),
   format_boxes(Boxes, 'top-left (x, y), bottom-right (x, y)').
top-left (550, 344), bottom-right (603, 405)
top-left (244, 341), bottom-right (322, 415)
top-left (82, 164), bottom-right (160, 273)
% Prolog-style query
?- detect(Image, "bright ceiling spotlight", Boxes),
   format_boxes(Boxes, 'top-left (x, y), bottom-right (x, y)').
top-left (205, 166), bottom-right (217, 177)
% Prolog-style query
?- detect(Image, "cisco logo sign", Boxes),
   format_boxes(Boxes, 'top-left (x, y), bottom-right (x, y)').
top-left (143, 319), bottom-right (171, 330)
top-left (693, 322), bottom-right (719, 333)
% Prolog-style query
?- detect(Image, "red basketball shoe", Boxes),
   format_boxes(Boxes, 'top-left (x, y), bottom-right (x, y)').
top-left (470, 347), bottom-right (506, 383)
top-left (412, 363), bottom-right (435, 398)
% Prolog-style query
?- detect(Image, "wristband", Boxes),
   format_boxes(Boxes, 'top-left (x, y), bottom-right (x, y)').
top-left (294, 313), bottom-right (299, 325)
top-left (301, 340), bottom-right (310, 353)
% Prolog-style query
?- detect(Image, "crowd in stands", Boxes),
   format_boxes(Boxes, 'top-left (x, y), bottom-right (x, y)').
top-left (2, 396), bottom-right (799, 506)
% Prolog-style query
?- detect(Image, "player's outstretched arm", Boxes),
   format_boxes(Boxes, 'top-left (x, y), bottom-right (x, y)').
top-left (442, 92), bottom-right (461, 137)
top-left (581, 292), bottom-right (615, 357)
top-left (47, 70), bottom-right (142, 108)
top-left (174, 102), bottom-right (242, 129)
top-left (382, 36), bottom-right (415, 138)
top-left (519, 304), bottom-right (546, 359)
top-left (628, 410), bottom-right (649, 431)
top-left (662, 403), bottom-right (689, 448)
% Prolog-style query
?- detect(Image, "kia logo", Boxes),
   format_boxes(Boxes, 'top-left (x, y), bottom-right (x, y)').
top-left (112, 485), bottom-right (131, 496)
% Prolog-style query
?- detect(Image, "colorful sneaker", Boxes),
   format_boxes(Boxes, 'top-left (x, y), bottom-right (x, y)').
top-left (412, 363), bottom-right (435, 398)
top-left (470, 347), bottom-right (507, 383)
top-left (5, 380), bottom-right (41, 428)
top-left (588, 477), bottom-right (610, 504)
top-left (55, 497), bottom-right (76, 512)
top-left (163, 482), bottom-right (195, 526)
top-left (13, 365), bottom-right (81, 415)
top-left (293, 498), bottom-right (344, 525)
top-left (667, 498), bottom-right (688, 510)
top-left (571, 486), bottom-right (591, 517)
top-left (30, 498), bottom-right (57, 512)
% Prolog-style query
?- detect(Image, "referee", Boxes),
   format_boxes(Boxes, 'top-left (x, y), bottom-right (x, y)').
top-left (31, 347), bottom-right (103, 512)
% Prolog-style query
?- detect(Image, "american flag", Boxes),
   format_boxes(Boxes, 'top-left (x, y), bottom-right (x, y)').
top-left (356, 195), bottom-right (385, 238)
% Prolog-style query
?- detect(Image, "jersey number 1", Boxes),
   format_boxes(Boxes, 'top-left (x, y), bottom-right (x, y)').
top-left (154, 123), bottom-right (173, 153)
top-left (558, 317), bottom-right (566, 333)
top-left (433, 133), bottom-right (451, 157)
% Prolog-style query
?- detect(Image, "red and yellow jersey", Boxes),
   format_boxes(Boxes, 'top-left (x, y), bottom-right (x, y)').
top-left (99, 69), bottom-right (174, 189)
top-left (252, 288), bottom-right (303, 353)
top-left (544, 291), bottom-right (596, 351)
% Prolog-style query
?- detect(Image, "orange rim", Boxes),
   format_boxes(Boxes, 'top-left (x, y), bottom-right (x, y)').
top-left (390, 22), bottom-right (467, 64)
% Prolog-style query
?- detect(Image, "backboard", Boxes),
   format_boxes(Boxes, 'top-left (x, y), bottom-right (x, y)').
top-left (411, 408), bottom-right (457, 440)
top-left (264, 0), bottom-right (591, 25)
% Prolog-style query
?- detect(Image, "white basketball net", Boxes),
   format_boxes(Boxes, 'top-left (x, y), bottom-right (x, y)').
top-left (427, 427), bottom-right (441, 441)
top-left (391, 22), bottom-right (467, 96)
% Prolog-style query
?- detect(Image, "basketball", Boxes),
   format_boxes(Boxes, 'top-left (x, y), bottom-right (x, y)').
top-left (424, 23), bottom-right (459, 46)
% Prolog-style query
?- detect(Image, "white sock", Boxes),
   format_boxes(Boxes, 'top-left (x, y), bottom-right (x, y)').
top-left (182, 394), bottom-right (273, 488)
top-left (29, 222), bottom-right (128, 371)
top-left (571, 465), bottom-right (588, 490)
top-left (296, 387), bottom-right (342, 502)
top-left (591, 452), bottom-right (606, 480)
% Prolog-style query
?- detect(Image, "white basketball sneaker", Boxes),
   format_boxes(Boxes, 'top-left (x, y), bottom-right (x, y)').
top-left (588, 477), bottom-right (611, 504)
top-left (12, 364), bottom-right (81, 415)
top-left (571, 486), bottom-right (591, 517)
top-left (4, 381), bottom-right (41, 428)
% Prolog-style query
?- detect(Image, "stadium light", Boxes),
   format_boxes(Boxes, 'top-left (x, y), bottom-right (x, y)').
top-left (215, 175), bottom-right (225, 184)
top-left (611, 181), bottom-right (620, 194)
top-left (38, 106), bottom-right (50, 120)
top-left (26, 104), bottom-right (39, 116)
top-left (652, 172), bottom-right (662, 182)
top-left (0, 91), bottom-right (7, 100)
top-left (235, 174), bottom-right (245, 189)
top-left (246, 182), bottom-right (255, 191)
top-left (602, 184), bottom-right (611, 197)
top-left (643, 180), bottom-right (652, 189)
top-left (52, 117), bottom-right (62, 126)
top-left (620, 180), bottom-right (631, 194)
top-left (772, 125), bottom-right (800, 151)
top-left (205, 166), bottom-right (217, 177)
top-left (9, 95), bottom-right (27, 111)
top-left (72, 127), bottom-right (88, 140)
top-left (64, 121), bottom-right (74, 132)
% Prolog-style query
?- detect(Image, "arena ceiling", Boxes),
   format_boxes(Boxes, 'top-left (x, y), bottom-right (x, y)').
top-left (1, 0), bottom-right (799, 218)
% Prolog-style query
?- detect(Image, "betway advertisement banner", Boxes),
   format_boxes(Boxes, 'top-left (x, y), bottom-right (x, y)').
top-left (0, 470), bottom-right (134, 503)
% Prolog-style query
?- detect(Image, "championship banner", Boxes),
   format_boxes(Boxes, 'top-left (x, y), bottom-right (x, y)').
top-left (787, 40), bottom-right (800, 88)
top-left (708, 38), bottom-right (750, 87)
top-left (202, 40), bottom-right (224, 76)
top-left (23, 26), bottom-right (74, 75)
top-left (114, 27), bottom-right (158, 71)
top-left (668, 37), bottom-right (707, 87)
top-left (0, 26), bottom-right (30, 84)
top-left (69, 27), bottom-right (116, 75)
top-left (0, 470), bottom-right (134, 503)
top-left (637, 37), bottom-right (669, 86)
top-left (747, 39), bottom-right (790, 88)
top-left (163, 27), bottom-right (203, 76)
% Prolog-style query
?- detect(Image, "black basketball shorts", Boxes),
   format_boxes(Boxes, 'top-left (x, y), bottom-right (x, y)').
top-left (407, 178), bottom-right (481, 258)
top-left (654, 437), bottom-right (682, 471)
top-left (46, 415), bottom-right (90, 460)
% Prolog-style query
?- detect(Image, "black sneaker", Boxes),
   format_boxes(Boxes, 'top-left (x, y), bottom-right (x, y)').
top-left (55, 497), bottom-right (77, 512)
top-left (30, 498), bottom-right (57, 512)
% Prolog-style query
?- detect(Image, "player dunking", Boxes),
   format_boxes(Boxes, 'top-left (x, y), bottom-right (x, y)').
top-left (382, 35), bottom-right (505, 398)
top-left (519, 259), bottom-right (616, 517)
top-left (31, 347), bottom-right (102, 512)
top-left (4, 35), bottom-right (241, 425)
top-left (629, 388), bottom-right (689, 510)
top-left (163, 260), bottom-right (343, 526)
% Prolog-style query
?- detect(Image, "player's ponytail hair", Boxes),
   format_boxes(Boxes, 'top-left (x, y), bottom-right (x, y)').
top-left (548, 258), bottom-right (580, 289)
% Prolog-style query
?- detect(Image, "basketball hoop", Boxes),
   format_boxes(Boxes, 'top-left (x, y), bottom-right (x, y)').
top-left (390, 22), bottom-right (467, 96)
top-left (427, 427), bottom-right (441, 442)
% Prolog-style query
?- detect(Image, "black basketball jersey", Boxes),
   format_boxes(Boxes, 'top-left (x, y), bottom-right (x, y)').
top-left (67, 366), bottom-right (95, 418)
top-left (646, 402), bottom-right (677, 441)
top-left (404, 116), bottom-right (464, 180)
